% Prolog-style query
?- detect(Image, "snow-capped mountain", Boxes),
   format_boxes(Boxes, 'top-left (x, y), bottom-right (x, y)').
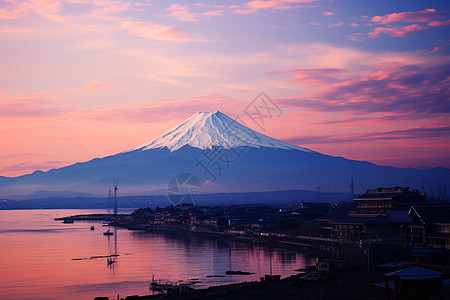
top-left (130, 111), bottom-right (309, 152)
top-left (0, 111), bottom-right (448, 199)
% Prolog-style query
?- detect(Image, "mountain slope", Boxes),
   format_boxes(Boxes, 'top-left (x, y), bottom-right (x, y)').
top-left (0, 111), bottom-right (448, 199)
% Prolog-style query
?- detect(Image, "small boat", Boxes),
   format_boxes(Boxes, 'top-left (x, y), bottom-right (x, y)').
top-left (150, 276), bottom-right (167, 291)
top-left (163, 283), bottom-right (193, 294)
top-left (90, 226), bottom-right (95, 230)
top-left (63, 219), bottom-right (74, 224)
top-left (107, 255), bottom-right (115, 265)
top-left (149, 276), bottom-right (193, 294)
top-left (103, 229), bottom-right (114, 236)
top-left (225, 270), bottom-right (255, 275)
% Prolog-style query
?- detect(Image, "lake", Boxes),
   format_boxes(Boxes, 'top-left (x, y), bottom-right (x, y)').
top-left (0, 209), bottom-right (315, 299)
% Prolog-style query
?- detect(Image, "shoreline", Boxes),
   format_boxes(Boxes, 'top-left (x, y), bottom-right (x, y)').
top-left (111, 266), bottom-right (386, 300)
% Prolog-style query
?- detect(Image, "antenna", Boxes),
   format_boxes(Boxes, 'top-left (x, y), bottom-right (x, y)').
top-left (107, 187), bottom-right (112, 215)
top-left (438, 181), bottom-right (442, 202)
top-left (113, 178), bottom-right (119, 216)
top-left (445, 184), bottom-right (447, 202)
top-left (421, 175), bottom-right (425, 194)
top-left (350, 176), bottom-right (354, 199)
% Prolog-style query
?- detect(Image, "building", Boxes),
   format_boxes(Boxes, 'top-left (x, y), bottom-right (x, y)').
top-left (332, 215), bottom-right (395, 243)
top-left (406, 204), bottom-right (450, 250)
top-left (355, 187), bottom-right (425, 213)
top-left (375, 266), bottom-right (445, 300)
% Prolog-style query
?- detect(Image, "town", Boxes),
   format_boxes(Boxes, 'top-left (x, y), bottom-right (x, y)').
top-left (62, 186), bottom-right (450, 299)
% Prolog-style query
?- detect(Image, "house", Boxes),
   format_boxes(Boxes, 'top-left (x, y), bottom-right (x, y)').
top-left (332, 214), bottom-right (395, 243)
top-left (374, 266), bottom-right (445, 300)
top-left (406, 204), bottom-right (450, 250)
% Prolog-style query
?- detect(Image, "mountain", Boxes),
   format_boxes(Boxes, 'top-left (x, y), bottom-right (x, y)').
top-left (131, 111), bottom-right (306, 151)
top-left (11, 190), bottom-right (96, 201)
top-left (0, 111), bottom-right (449, 200)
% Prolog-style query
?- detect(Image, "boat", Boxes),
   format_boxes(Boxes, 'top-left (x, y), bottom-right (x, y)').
top-left (103, 229), bottom-right (114, 236)
top-left (62, 219), bottom-right (74, 223)
top-left (149, 276), bottom-right (193, 294)
top-left (90, 226), bottom-right (95, 230)
top-left (163, 283), bottom-right (193, 295)
top-left (106, 255), bottom-right (115, 265)
top-left (225, 270), bottom-right (255, 275)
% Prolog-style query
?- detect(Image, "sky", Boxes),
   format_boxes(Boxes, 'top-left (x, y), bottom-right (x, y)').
top-left (0, 0), bottom-right (449, 177)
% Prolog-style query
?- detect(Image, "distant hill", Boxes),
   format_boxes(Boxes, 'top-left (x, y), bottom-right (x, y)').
top-left (12, 190), bottom-right (96, 201)
top-left (0, 189), bottom-right (352, 209)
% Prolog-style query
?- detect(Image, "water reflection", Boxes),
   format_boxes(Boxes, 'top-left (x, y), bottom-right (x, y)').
top-left (0, 210), bottom-right (315, 300)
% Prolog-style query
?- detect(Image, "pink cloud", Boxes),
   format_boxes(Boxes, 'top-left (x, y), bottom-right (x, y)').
top-left (0, 2), bottom-right (30, 19)
top-left (328, 21), bottom-right (343, 27)
top-left (428, 19), bottom-right (450, 27)
top-left (166, 4), bottom-right (223, 21)
top-left (323, 11), bottom-right (334, 16)
top-left (121, 21), bottom-right (206, 42)
top-left (92, 1), bottom-right (131, 15)
top-left (430, 46), bottom-right (441, 53)
top-left (231, 0), bottom-right (317, 14)
top-left (0, 93), bottom-right (68, 117)
top-left (202, 10), bottom-right (223, 17)
top-left (83, 81), bottom-right (116, 93)
top-left (372, 8), bottom-right (449, 24)
top-left (368, 19), bottom-right (450, 38)
top-left (286, 125), bottom-right (450, 145)
top-left (167, 4), bottom-right (199, 22)
top-left (278, 63), bottom-right (450, 117)
top-left (270, 68), bottom-right (347, 86)
top-left (84, 95), bottom-right (243, 123)
top-left (134, 2), bottom-right (152, 7)
top-left (347, 32), bottom-right (364, 41)
top-left (0, 0), bottom-right (64, 21)
top-left (369, 24), bottom-right (427, 38)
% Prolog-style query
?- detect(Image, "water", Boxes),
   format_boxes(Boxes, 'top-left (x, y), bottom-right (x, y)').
top-left (0, 209), bottom-right (315, 299)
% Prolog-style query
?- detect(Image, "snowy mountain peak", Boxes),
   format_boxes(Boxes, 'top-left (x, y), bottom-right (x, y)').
top-left (132, 111), bottom-right (312, 152)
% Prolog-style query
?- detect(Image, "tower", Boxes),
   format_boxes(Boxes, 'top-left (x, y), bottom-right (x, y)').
top-left (113, 178), bottom-right (119, 216)
top-left (350, 176), bottom-right (354, 199)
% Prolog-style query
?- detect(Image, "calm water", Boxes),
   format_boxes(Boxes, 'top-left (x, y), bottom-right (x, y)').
top-left (0, 209), bottom-right (315, 300)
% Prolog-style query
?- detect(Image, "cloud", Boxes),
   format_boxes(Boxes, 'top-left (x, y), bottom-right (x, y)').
top-left (231, 0), bottom-right (317, 14)
top-left (372, 8), bottom-right (450, 24)
top-left (350, 9), bottom-right (450, 39)
top-left (121, 21), bottom-right (206, 42)
top-left (0, 93), bottom-right (68, 117)
top-left (368, 20), bottom-right (450, 38)
top-left (369, 24), bottom-right (427, 38)
top-left (0, 2), bottom-right (31, 19)
top-left (166, 4), bottom-right (223, 21)
top-left (202, 10), bottom-right (223, 17)
top-left (278, 63), bottom-right (450, 116)
top-left (368, 9), bottom-right (450, 38)
top-left (167, 4), bottom-right (200, 22)
top-left (270, 68), bottom-right (347, 86)
top-left (0, 0), bottom-right (63, 21)
top-left (84, 95), bottom-right (242, 123)
top-left (285, 125), bottom-right (450, 145)
top-left (83, 81), bottom-right (117, 92)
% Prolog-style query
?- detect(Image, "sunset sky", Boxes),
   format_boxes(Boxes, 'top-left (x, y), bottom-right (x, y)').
top-left (0, 0), bottom-right (449, 177)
